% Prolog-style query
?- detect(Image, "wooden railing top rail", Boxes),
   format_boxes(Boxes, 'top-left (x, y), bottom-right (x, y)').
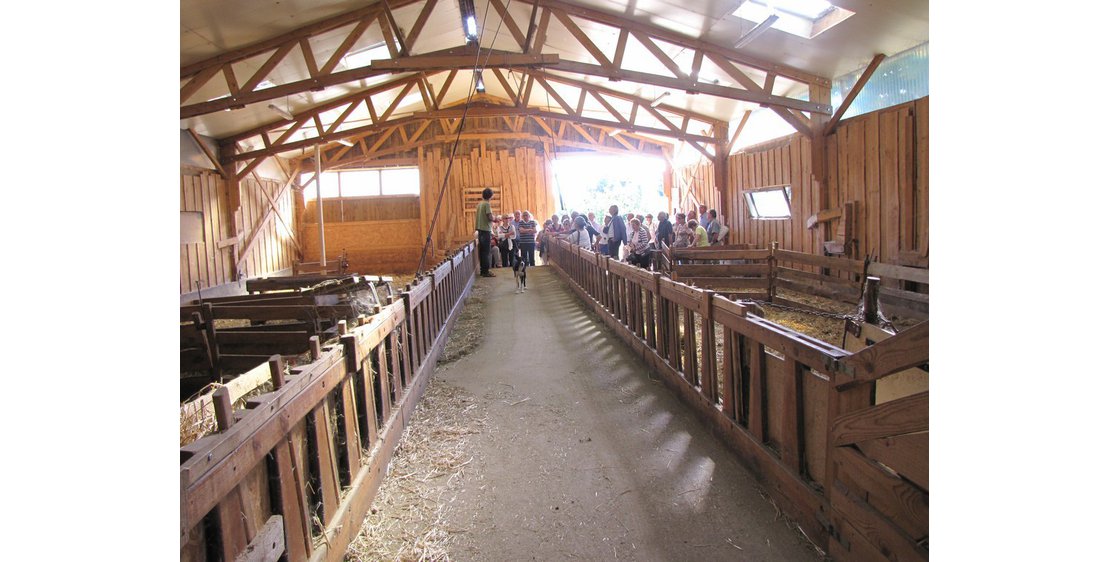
top-left (774, 249), bottom-right (865, 273)
top-left (837, 320), bottom-right (929, 389)
top-left (671, 247), bottom-right (773, 261)
top-left (180, 346), bottom-right (348, 536)
top-left (181, 240), bottom-right (476, 546)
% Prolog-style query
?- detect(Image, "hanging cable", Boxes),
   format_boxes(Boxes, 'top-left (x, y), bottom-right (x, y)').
top-left (416, 0), bottom-right (512, 273)
top-left (539, 68), bottom-right (566, 214)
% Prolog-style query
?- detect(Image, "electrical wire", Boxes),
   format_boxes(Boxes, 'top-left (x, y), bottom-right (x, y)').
top-left (416, 0), bottom-right (512, 273)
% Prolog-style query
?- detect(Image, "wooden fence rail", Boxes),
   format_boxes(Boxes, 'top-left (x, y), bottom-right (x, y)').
top-left (669, 244), bottom-right (928, 319)
top-left (180, 241), bottom-right (476, 562)
top-left (549, 239), bottom-right (928, 560)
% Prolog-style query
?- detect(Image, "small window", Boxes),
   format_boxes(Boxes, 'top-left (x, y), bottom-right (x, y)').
top-left (381, 168), bottom-right (420, 195)
top-left (338, 170), bottom-right (380, 197)
top-left (745, 185), bottom-right (792, 219)
top-left (301, 167), bottom-right (419, 199)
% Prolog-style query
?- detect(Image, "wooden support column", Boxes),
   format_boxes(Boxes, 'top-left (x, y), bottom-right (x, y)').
top-left (810, 83), bottom-right (832, 193)
top-left (219, 143), bottom-right (244, 280)
top-left (713, 123), bottom-right (729, 215)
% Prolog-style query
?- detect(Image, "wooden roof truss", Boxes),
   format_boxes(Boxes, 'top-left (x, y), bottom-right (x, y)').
top-left (184, 0), bottom-right (839, 178)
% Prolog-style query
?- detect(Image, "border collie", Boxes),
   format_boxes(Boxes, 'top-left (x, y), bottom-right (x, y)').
top-left (513, 255), bottom-right (528, 293)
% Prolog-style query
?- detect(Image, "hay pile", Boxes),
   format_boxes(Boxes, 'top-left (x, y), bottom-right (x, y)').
top-left (437, 281), bottom-right (489, 365)
top-left (179, 380), bottom-right (275, 447)
top-left (345, 381), bottom-right (487, 561)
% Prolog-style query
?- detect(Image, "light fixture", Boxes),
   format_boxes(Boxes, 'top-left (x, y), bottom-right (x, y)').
top-left (734, 14), bottom-right (779, 48)
top-left (337, 138), bottom-right (355, 147)
top-left (268, 103), bottom-right (295, 121)
top-left (649, 91), bottom-right (670, 108)
top-left (475, 71), bottom-right (486, 93)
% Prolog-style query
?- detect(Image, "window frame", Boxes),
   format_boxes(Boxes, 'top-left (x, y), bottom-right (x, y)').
top-left (743, 184), bottom-right (793, 220)
top-left (301, 166), bottom-right (420, 200)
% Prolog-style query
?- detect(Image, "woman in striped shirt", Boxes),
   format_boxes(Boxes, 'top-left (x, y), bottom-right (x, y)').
top-left (626, 217), bottom-right (653, 268)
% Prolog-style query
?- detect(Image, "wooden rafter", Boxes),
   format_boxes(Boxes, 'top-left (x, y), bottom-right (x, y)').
top-left (487, 0), bottom-right (529, 50)
top-left (727, 109), bottom-right (753, 155)
top-left (182, 0), bottom-right (832, 121)
top-left (302, 112), bottom-right (669, 169)
top-left (187, 128), bottom-right (227, 178)
top-left (825, 54), bottom-right (887, 136)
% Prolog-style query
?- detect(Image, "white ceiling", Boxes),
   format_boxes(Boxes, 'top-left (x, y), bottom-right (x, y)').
top-left (181, 0), bottom-right (928, 150)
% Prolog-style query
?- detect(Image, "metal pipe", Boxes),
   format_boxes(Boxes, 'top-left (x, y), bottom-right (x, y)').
top-left (316, 144), bottom-right (326, 266)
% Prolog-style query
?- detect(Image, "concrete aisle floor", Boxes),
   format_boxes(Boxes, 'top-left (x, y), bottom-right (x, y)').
top-left (433, 265), bottom-right (821, 561)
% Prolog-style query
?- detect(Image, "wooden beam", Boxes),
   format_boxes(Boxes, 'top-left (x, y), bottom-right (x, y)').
top-left (187, 128), bottom-right (228, 179)
top-left (369, 52), bottom-right (559, 71)
top-left (319, 17), bottom-right (376, 76)
top-left (552, 9), bottom-right (614, 71)
top-left (488, 0), bottom-right (529, 50)
top-left (726, 109), bottom-right (752, 155)
top-left (825, 54), bottom-right (887, 136)
top-left (553, 59), bottom-right (831, 115)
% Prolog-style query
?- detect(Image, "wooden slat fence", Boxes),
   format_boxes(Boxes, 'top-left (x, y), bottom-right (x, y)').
top-left (668, 245), bottom-right (928, 319)
top-left (180, 241), bottom-right (476, 562)
top-left (548, 238), bottom-right (928, 560)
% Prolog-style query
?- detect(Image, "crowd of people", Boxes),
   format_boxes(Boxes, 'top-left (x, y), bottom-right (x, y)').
top-left (474, 187), bottom-right (730, 278)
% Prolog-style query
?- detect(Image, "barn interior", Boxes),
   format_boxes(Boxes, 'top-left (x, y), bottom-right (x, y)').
top-left (175, 0), bottom-right (933, 560)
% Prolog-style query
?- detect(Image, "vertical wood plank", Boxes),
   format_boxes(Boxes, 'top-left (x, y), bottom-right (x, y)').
top-left (721, 327), bottom-right (736, 419)
top-left (748, 341), bottom-right (766, 442)
top-left (781, 358), bottom-right (804, 475)
top-left (274, 432), bottom-right (312, 562)
top-left (311, 402), bottom-right (341, 526)
top-left (340, 377), bottom-right (362, 482)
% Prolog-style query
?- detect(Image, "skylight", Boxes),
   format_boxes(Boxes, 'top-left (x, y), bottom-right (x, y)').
top-left (343, 43), bottom-right (391, 68)
top-left (732, 0), bottom-right (853, 40)
top-left (465, 15), bottom-right (478, 39)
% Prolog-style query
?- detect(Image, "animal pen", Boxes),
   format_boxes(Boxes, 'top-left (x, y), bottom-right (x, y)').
top-left (180, 237), bottom-right (927, 561)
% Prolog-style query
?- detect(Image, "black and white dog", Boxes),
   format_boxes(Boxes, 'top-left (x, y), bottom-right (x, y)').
top-left (512, 254), bottom-right (528, 293)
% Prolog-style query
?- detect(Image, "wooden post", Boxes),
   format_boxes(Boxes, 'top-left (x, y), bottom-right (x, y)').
top-left (337, 319), bottom-right (348, 336)
top-left (309, 335), bottom-right (322, 361)
top-left (213, 386), bottom-right (234, 431)
top-left (862, 276), bottom-right (881, 324)
top-left (268, 355), bottom-right (286, 390)
top-left (810, 84), bottom-right (832, 196)
top-left (700, 289), bottom-right (717, 403)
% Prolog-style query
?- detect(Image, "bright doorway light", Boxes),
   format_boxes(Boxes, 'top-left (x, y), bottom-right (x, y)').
top-left (551, 154), bottom-right (668, 217)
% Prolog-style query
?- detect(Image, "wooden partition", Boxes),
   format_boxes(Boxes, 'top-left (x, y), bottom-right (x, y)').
top-left (667, 245), bottom-right (928, 320)
top-left (181, 168), bottom-right (300, 296)
top-left (180, 242), bottom-right (477, 562)
top-left (548, 238), bottom-right (928, 560)
top-left (674, 97), bottom-right (929, 270)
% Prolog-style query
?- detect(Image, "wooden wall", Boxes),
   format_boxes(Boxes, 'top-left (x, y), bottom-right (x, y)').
top-left (300, 220), bottom-right (423, 274)
top-left (674, 97), bottom-right (929, 268)
top-left (180, 167), bottom-right (298, 296)
top-left (304, 195), bottom-right (421, 223)
top-left (180, 170), bottom-right (234, 294)
top-left (417, 145), bottom-right (555, 260)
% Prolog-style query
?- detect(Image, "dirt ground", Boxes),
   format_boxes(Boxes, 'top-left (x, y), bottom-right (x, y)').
top-left (348, 266), bottom-right (823, 561)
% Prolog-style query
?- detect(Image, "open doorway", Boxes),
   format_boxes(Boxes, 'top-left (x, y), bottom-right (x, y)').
top-left (550, 153), bottom-right (667, 218)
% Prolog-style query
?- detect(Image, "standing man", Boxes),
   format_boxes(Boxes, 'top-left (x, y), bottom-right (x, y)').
top-left (607, 205), bottom-right (627, 260)
top-left (655, 211), bottom-right (674, 248)
top-left (706, 208), bottom-right (722, 245)
top-left (476, 188), bottom-right (497, 277)
top-left (698, 204), bottom-right (710, 229)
